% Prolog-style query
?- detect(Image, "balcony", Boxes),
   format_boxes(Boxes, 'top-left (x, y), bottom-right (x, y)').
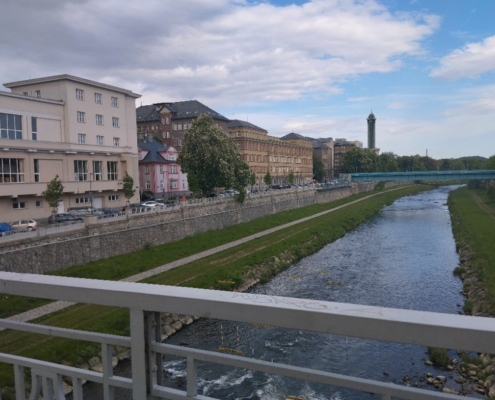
top-left (1, 271), bottom-right (494, 399)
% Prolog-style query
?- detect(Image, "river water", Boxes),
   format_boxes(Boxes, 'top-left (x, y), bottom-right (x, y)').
top-left (82, 185), bottom-right (468, 399)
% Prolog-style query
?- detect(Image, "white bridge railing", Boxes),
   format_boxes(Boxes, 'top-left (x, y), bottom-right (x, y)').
top-left (1, 272), bottom-right (494, 399)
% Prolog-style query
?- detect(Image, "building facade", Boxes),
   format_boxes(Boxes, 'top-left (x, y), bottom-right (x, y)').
top-left (312, 138), bottom-right (334, 181)
top-left (228, 121), bottom-right (313, 186)
top-left (137, 135), bottom-right (189, 199)
top-left (136, 101), bottom-right (229, 152)
top-left (333, 138), bottom-right (363, 177)
top-left (0, 75), bottom-right (141, 221)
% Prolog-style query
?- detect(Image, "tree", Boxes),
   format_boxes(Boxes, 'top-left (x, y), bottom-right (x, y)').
top-left (249, 172), bottom-right (256, 189)
top-left (343, 148), bottom-right (379, 173)
top-left (178, 114), bottom-right (251, 199)
top-left (42, 175), bottom-right (64, 216)
top-left (264, 171), bottom-right (272, 186)
top-left (287, 170), bottom-right (295, 185)
top-left (313, 157), bottom-right (325, 182)
top-left (484, 155), bottom-right (495, 170)
top-left (379, 152), bottom-right (399, 172)
top-left (487, 184), bottom-right (495, 203)
top-left (122, 172), bottom-right (135, 205)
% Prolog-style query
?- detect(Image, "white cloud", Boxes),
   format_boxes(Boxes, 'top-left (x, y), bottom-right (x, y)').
top-left (0, 0), bottom-right (438, 107)
top-left (430, 35), bottom-right (495, 80)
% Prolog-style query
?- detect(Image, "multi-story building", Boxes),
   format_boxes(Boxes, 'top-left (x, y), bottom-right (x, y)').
top-left (0, 74), bottom-right (141, 220)
top-left (137, 135), bottom-right (189, 199)
top-left (311, 138), bottom-right (334, 181)
top-left (228, 120), bottom-right (313, 186)
top-left (333, 138), bottom-right (363, 177)
top-left (136, 101), bottom-right (229, 152)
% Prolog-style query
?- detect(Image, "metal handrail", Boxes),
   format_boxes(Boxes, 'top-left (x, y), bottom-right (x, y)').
top-left (1, 272), bottom-right (493, 399)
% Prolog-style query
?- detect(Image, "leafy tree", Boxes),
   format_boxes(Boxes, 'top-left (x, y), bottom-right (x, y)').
top-left (487, 184), bottom-right (495, 202)
top-left (287, 170), bottom-right (295, 185)
top-left (313, 156), bottom-right (325, 182)
top-left (42, 175), bottom-right (64, 216)
top-left (178, 114), bottom-right (250, 199)
top-left (122, 172), bottom-right (136, 205)
top-left (378, 152), bottom-right (398, 172)
top-left (343, 148), bottom-right (379, 173)
top-left (484, 155), bottom-right (495, 170)
top-left (264, 171), bottom-right (272, 186)
top-left (249, 172), bottom-right (256, 189)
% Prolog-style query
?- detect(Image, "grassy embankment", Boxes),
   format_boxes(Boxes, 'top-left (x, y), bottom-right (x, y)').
top-left (448, 185), bottom-right (495, 315)
top-left (0, 184), bottom-right (428, 394)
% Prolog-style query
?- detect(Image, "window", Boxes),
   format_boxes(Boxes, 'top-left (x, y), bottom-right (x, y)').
top-left (166, 132), bottom-right (170, 138)
top-left (111, 97), bottom-right (118, 107)
top-left (178, 140), bottom-right (182, 146)
top-left (171, 165), bottom-right (177, 173)
top-left (145, 165), bottom-right (150, 174)
top-left (173, 139), bottom-right (178, 146)
top-left (237, 131), bottom-right (241, 137)
top-left (112, 117), bottom-right (119, 128)
top-left (77, 112), bottom-right (85, 123)
top-left (96, 114), bottom-right (103, 125)
top-left (108, 195), bottom-right (119, 201)
top-left (166, 117), bottom-right (169, 124)
top-left (76, 197), bottom-right (89, 204)
top-left (13, 199), bottom-right (27, 209)
top-left (76, 89), bottom-right (84, 100)
top-left (169, 154), bottom-right (176, 161)
top-left (159, 165), bottom-right (163, 173)
top-left (173, 123), bottom-right (178, 131)
top-left (0, 158), bottom-right (24, 183)
top-left (160, 181), bottom-right (163, 190)
top-left (107, 161), bottom-right (118, 180)
top-left (171, 181), bottom-right (177, 189)
top-left (35, 90), bottom-right (41, 98)
top-left (93, 161), bottom-right (102, 181)
top-left (74, 160), bottom-right (88, 181)
top-left (0, 113), bottom-right (22, 140)
top-left (36, 200), bottom-right (42, 208)
top-left (145, 181), bottom-right (150, 190)
top-left (34, 159), bottom-right (40, 182)
top-left (113, 137), bottom-right (120, 147)
top-left (31, 117), bottom-right (37, 140)
top-left (95, 93), bottom-right (102, 104)
top-left (97, 135), bottom-right (104, 145)
top-left (78, 133), bottom-right (86, 144)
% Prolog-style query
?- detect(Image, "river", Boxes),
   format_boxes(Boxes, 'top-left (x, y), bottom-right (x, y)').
top-left (82, 185), bottom-right (470, 399)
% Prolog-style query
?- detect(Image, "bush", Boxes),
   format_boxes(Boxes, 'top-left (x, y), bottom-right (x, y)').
top-left (428, 347), bottom-right (450, 367)
top-left (453, 266), bottom-right (466, 276)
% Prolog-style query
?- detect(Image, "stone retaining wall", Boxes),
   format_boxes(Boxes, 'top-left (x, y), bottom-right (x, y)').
top-left (0, 183), bottom-right (380, 274)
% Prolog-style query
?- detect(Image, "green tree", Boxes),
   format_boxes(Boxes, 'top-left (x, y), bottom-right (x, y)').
top-left (287, 170), bottom-right (295, 185)
top-left (178, 114), bottom-right (250, 199)
top-left (264, 171), bottom-right (272, 186)
top-left (249, 172), bottom-right (256, 189)
top-left (344, 148), bottom-right (379, 173)
top-left (313, 157), bottom-right (325, 182)
top-left (484, 154), bottom-right (495, 170)
top-left (42, 175), bottom-right (64, 216)
top-left (487, 184), bottom-right (495, 202)
top-left (122, 172), bottom-right (136, 205)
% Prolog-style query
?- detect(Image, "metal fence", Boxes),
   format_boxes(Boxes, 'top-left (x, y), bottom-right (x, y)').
top-left (1, 272), bottom-right (493, 399)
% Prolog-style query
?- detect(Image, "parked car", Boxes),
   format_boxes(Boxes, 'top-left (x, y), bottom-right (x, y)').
top-left (0, 222), bottom-right (13, 236)
top-left (141, 201), bottom-right (160, 208)
top-left (68, 206), bottom-right (104, 217)
top-left (48, 213), bottom-right (84, 224)
top-left (97, 208), bottom-right (121, 217)
top-left (10, 219), bottom-right (38, 232)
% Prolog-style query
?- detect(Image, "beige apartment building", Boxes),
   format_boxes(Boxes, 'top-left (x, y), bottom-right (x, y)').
top-left (0, 75), bottom-right (141, 221)
top-left (228, 121), bottom-right (313, 186)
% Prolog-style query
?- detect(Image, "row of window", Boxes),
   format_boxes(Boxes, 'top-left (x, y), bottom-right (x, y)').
top-left (77, 134), bottom-right (120, 146)
top-left (144, 165), bottom-right (178, 174)
top-left (239, 141), bottom-right (311, 156)
top-left (145, 181), bottom-right (179, 190)
top-left (75, 195), bottom-right (119, 203)
top-left (0, 113), bottom-right (23, 140)
top-left (12, 199), bottom-right (42, 210)
top-left (242, 154), bottom-right (305, 164)
top-left (77, 112), bottom-right (119, 127)
top-left (76, 88), bottom-right (119, 107)
top-left (74, 160), bottom-right (119, 181)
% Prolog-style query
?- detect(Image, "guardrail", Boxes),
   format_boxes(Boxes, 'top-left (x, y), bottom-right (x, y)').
top-left (1, 272), bottom-right (493, 399)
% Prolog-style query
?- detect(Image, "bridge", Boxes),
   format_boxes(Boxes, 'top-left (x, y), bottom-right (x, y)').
top-left (1, 271), bottom-right (495, 399)
top-left (349, 169), bottom-right (495, 182)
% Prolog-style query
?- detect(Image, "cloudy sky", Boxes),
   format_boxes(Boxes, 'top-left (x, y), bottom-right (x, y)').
top-left (1, 0), bottom-right (494, 159)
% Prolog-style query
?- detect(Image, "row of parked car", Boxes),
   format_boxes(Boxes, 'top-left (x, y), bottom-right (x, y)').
top-left (0, 219), bottom-right (38, 236)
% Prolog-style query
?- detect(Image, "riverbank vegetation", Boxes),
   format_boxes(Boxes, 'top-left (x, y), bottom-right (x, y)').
top-left (0, 184), bottom-right (428, 396)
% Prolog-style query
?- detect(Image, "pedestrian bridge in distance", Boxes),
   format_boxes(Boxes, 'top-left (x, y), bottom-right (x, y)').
top-left (349, 169), bottom-right (495, 182)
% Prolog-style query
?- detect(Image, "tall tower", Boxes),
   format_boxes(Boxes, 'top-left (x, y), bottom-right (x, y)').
top-left (367, 111), bottom-right (376, 149)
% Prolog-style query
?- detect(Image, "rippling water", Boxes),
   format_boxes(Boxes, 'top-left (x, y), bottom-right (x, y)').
top-left (81, 185), bottom-right (467, 399)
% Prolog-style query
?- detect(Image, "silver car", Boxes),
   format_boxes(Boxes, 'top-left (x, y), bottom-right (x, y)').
top-left (10, 219), bottom-right (37, 232)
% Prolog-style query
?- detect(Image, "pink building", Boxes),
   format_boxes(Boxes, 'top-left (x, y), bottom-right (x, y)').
top-left (138, 135), bottom-right (189, 199)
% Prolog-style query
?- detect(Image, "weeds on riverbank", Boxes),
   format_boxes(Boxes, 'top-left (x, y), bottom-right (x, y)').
top-left (448, 186), bottom-right (495, 315)
top-left (0, 185), bottom-right (428, 393)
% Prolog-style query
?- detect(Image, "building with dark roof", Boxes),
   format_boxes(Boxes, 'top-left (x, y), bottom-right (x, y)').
top-left (137, 134), bottom-right (189, 199)
top-left (312, 138), bottom-right (334, 180)
top-left (228, 121), bottom-right (313, 185)
top-left (136, 101), bottom-right (229, 152)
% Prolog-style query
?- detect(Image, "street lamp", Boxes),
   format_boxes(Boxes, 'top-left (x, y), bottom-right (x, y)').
top-left (89, 172), bottom-right (93, 209)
